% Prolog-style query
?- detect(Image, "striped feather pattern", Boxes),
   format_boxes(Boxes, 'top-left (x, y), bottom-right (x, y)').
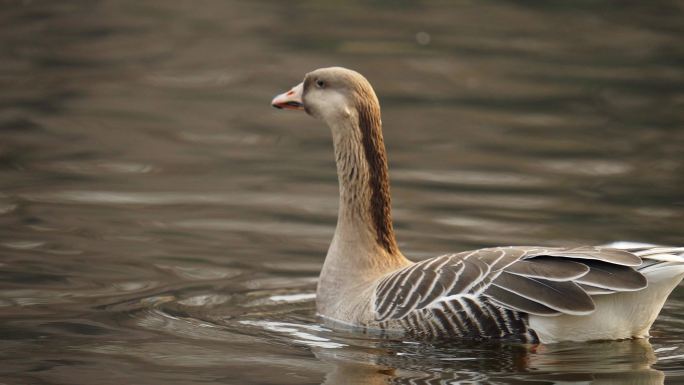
top-left (371, 245), bottom-right (675, 340)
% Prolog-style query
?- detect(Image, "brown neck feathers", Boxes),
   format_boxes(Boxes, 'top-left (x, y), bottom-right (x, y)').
top-left (356, 93), bottom-right (399, 256)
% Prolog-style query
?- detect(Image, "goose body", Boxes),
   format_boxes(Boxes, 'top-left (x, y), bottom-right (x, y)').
top-left (271, 67), bottom-right (684, 343)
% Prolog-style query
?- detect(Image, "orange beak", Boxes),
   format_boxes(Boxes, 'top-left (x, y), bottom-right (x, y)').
top-left (271, 82), bottom-right (304, 110)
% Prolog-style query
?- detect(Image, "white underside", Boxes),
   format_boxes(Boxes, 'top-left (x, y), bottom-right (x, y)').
top-left (530, 264), bottom-right (684, 343)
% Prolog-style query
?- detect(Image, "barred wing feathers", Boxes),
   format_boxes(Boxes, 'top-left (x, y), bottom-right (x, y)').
top-left (373, 246), bottom-right (647, 325)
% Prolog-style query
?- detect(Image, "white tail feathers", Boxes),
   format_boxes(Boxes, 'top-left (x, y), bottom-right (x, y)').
top-left (634, 247), bottom-right (684, 262)
top-left (601, 243), bottom-right (684, 279)
top-left (634, 247), bottom-right (684, 280)
top-left (530, 243), bottom-right (684, 343)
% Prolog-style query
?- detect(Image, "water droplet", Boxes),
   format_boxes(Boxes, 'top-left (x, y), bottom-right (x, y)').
top-left (416, 31), bottom-right (431, 45)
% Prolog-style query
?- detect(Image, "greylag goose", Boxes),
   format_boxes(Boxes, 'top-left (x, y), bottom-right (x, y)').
top-left (271, 67), bottom-right (684, 343)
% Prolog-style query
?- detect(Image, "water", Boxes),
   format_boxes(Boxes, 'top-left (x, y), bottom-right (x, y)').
top-left (1, 0), bottom-right (684, 384)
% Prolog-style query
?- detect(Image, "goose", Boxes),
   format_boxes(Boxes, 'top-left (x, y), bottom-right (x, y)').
top-left (271, 67), bottom-right (684, 343)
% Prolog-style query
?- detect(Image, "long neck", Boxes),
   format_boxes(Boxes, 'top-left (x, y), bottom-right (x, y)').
top-left (317, 94), bottom-right (410, 321)
top-left (321, 99), bottom-right (407, 285)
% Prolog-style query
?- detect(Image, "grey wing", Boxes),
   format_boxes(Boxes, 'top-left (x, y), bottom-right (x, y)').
top-left (373, 246), bottom-right (647, 322)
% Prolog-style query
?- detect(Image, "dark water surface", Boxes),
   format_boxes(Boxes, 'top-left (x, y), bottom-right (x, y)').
top-left (2, 1), bottom-right (684, 384)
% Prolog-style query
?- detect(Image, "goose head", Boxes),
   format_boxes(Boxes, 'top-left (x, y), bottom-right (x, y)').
top-left (271, 67), bottom-right (381, 130)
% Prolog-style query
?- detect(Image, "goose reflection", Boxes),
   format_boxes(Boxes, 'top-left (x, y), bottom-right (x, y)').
top-left (315, 338), bottom-right (664, 385)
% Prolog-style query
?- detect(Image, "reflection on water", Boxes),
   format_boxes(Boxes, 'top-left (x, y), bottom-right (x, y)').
top-left (315, 339), bottom-right (665, 385)
top-left (1, 0), bottom-right (684, 384)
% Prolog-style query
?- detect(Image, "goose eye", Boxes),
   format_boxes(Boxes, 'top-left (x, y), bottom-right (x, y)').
top-left (315, 79), bottom-right (325, 89)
